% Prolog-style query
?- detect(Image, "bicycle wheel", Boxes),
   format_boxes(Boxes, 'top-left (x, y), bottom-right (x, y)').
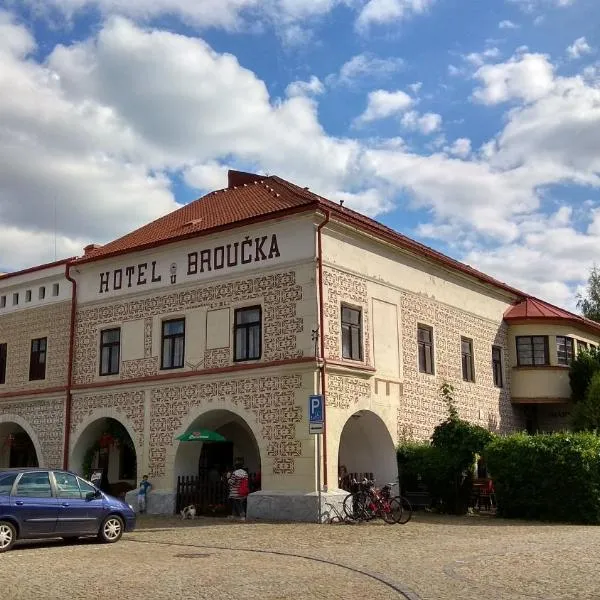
top-left (382, 497), bottom-right (403, 524)
top-left (343, 492), bottom-right (367, 521)
top-left (397, 496), bottom-right (413, 524)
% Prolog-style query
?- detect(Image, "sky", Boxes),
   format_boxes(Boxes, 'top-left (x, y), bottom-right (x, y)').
top-left (0, 0), bottom-right (599, 311)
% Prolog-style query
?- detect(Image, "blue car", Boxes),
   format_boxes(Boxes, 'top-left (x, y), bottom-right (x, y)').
top-left (0, 467), bottom-right (136, 552)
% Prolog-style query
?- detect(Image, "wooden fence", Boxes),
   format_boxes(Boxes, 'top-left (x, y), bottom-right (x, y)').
top-left (176, 472), bottom-right (260, 515)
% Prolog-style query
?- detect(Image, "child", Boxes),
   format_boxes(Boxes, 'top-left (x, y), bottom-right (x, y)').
top-left (137, 474), bottom-right (152, 514)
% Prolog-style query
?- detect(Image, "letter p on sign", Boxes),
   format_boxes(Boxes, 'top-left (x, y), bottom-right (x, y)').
top-left (309, 395), bottom-right (323, 423)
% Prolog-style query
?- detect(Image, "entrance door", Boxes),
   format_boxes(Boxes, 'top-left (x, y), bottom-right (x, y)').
top-left (198, 442), bottom-right (233, 477)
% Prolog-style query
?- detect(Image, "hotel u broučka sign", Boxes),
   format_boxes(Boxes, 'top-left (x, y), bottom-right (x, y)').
top-left (98, 234), bottom-right (281, 294)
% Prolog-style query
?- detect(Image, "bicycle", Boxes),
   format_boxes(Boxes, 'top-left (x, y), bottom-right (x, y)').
top-left (343, 478), bottom-right (406, 524)
top-left (323, 501), bottom-right (356, 524)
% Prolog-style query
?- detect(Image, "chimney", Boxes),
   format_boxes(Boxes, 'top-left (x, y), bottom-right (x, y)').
top-left (83, 243), bottom-right (102, 256)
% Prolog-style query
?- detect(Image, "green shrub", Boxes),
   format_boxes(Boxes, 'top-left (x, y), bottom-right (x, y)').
top-left (397, 383), bottom-right (494, 514)
top-left (485, 432), bottom-right (600, 524)
top-left (572, 371), bottom-right (600, 431)
top-left (569, 348), bottom-right (600, 402)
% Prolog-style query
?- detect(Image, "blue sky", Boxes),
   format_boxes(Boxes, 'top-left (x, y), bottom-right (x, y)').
top-left (0, 0), bottom-right (599, 310)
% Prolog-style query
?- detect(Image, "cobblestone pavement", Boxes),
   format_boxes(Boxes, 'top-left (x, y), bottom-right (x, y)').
top-left (4, 513), bottom-right (599, 599)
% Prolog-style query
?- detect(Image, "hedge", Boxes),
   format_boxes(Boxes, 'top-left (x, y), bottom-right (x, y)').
top-left (485, 432), bottom-right (600, 524)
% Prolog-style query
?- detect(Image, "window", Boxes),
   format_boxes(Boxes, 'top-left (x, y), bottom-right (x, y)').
top-left (492, 346), bottom-right (503, 388)
top-left (15, 472), bottom-right (52, 498)
top-left (12, 293), bottom-right (18, 306)
top-left (0, 343), bottom-right (6, 384)
top-left (556, 336), bottom-right (574, 366)
top-left (52, 283), bottom-right (60, 297)
top-left (0, 295), bottom-right (5, 308)
top-left (418, 325), bottom-right (435, 374)
top-left (54, 472), bottom-right (82, 499)
top-left (78, 478), bottom-right (97, 496)
top-left (100, 328), bottom-right (121, 376)
top-left (29, 337), bottom-right (47, 380)
top-left (516, 336), bottom-right (549, 366)
top-left (161, 319), bottom-right (185, 369)
top-left (577, 340), bottom-right (588, 354)
top-left (0, 473), bottom-right (17, 495)
top-left (461, 337), bottom-right (475, 382)
top-left (234, 306), bottom-right (262, 362)
top-left (25, 290), bottom-right (32, 302)
top-left (39, 287), bottom-right (46, 300)
top-left (341, 305), bottom-right (363, 361)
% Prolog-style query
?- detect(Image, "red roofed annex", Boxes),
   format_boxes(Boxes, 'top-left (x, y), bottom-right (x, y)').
top-left (0, 170), bottom-right (597, 521)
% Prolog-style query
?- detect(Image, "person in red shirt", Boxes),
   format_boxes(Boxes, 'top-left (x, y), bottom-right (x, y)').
top-left (226, 462), bottom-right (249, 520)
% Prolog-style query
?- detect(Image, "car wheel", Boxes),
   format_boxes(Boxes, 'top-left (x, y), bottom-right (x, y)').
top-left (0, 521), bottom-right (16, 553)
top-left (98, 515), bottom-right (124, 544)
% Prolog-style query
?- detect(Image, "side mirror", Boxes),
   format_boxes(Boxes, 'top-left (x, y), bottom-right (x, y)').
top-left (86, 490), bottom-right (101, 501)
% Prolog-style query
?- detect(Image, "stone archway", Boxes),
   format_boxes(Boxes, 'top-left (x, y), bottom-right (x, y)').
top-left (0, 420), bottom-right (40, 468)
top-left (70, 417), bottom-right (138, 497)
top-left (337, 409), bottom-right (398, 488)
top-left (174, 409), bottom-right (262, 481)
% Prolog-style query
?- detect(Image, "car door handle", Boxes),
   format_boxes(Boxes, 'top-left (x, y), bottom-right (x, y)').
top-left (61, 503), bottom-right (70, 507)
top-left (15, 501), bottom-right (24, 506)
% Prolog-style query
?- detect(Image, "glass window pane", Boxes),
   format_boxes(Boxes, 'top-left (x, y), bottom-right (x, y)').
top-left (418, 327), bottom-right (431, 344)
top-left (16, 472), bottom-right (52, 498)
top-left (162, 338), bottom-right (171, 368)
top-left (55, 472), bottom-right (81, 499)
top-left (78, 479), bottom-right (97, 495)
top-left (110, 348), bottom-right (120, 373)
top-left (173, 336), bottom-right (184, 367)
top-left (164, 320), bottom-right (184, 335)
top-left (235, 328), bottom-right (246, 360)
top-left (101, 346), bottom-right (110, 372)
top-left (351, 327), bottom-right (361, 359)
top-left (237, 308), bottom-right (260, 325)
top-left (0, 474), bottom-right (17, 495)
top-left (248, 326), bottom-right (260, 359)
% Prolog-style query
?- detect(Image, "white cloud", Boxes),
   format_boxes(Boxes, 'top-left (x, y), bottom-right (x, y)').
top-left (2, 10), bottom-right (600, 317)
top-left (355, 89), bottom-right (414, 123)
top-left (356, 0), bottom-right (434, 31)
top-left (510, 0), bottom-right (576, 12)
top-left (286, 76), bottom-right (325, 97)
top-left (567, 37), bottom-right (592, 60)
top-left (401, 110), bottom-right (442, 134)
top-left (447, 138), bottom-right (472, 158)
top-left (328, 53), bottom-right (404, 87)
top-left (472, 52), bottom-right (554, 104)
top-left (498, 20), bottom-right (519, 29)
top-left (464, 47), bottom-right (501, 67)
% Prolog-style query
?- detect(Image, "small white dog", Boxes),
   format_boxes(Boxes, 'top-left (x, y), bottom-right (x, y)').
top-left (180, 505), bottom-right (197, 519)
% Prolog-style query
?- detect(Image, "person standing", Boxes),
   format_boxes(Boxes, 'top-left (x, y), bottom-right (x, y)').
top-left (137, 474), bottom-right (152, 514)
top-left (227, 462), bottom-right (249, 520)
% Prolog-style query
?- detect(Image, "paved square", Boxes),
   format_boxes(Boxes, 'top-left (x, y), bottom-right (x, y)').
top-left (3, 514), bottom-right (597, 599)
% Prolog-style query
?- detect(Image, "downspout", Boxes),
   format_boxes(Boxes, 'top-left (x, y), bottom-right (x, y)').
top-left (317, 210), bottom-right (330, 488)
top-left (63, 262), bottom-right (77, 469)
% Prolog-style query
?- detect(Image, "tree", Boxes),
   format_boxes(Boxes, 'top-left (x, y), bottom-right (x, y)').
top-left (569, 348), bottom-right (600, 402)
top-left (572, 372), bottom-right (600, 431)
top-left (577, 265), bottom-right (600, 323)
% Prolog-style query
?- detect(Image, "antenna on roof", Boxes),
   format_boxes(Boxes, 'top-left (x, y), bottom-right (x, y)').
top-left (53, 196), bottom-right (57, 261)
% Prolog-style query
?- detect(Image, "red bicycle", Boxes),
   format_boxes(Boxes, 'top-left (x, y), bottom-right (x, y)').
top-left (343, 478), bottom-right (410, 524)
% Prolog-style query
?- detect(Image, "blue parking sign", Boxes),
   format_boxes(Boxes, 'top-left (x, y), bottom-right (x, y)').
top-left (309, 395), bottom-right (323, 423)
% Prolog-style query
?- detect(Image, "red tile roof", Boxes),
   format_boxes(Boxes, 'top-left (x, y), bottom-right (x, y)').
top-left (505, 297), bottom-right (600, 336)
top-left (76, 170), bottom-right (526, 300)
